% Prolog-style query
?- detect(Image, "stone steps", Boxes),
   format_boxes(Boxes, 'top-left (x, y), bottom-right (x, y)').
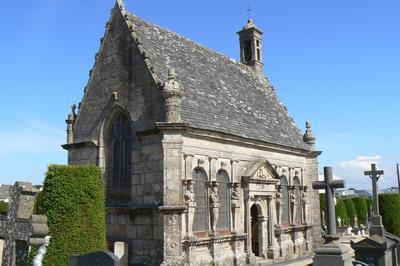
top-left (257, 256), bottom-right (313, 266)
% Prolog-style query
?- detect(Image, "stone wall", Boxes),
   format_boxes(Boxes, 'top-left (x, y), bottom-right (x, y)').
top-left (68, 7), bottom-right (165, 265)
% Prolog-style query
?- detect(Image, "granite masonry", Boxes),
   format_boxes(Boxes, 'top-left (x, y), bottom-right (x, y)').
top-left (62, 0), bottom-right (322, 265)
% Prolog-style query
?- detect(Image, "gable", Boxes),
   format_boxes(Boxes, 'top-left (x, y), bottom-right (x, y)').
top-left (73, 4), bottom-right (164, 143)
top-left (126, 13), bottom-right (310, 151)
top-left (241, 160), bottom-right (280, 180)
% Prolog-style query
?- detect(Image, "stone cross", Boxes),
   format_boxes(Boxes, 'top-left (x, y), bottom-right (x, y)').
top-left (364, 163), bottom-right (384, 216)
top-left (312, 167), bottom-right (345, 239)
top-left (0, 182), bottom-right (48, 266)
top-left (364, 163), bottom-right (386, 237)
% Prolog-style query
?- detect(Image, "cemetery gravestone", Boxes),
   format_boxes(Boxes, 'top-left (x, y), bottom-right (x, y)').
top-left (312, 167), bottom-right (353, 266)
top-left (70, 251), bottom-right (120, 266)
top-left (0, 182), bottom-right (49, 266)
top-left (351, 164), bottom-right (395, 266)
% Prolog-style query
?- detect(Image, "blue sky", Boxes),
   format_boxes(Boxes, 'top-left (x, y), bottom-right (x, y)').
top-left (1, 0), bottom-right (399, 189)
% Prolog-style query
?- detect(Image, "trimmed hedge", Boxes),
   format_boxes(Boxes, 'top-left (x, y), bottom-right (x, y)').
top-left (0, 201), bottom-right (9, 215)
top-left (352, 197), bottom-right (368, 226)
top-left (344, 199), bottom-right (356, 226)
top-left (335, 199), bottom-right (348, 225)
top-left (41, 165), bottom-right (107, 266)
top-left (379, 193), bottom-right (400, 237)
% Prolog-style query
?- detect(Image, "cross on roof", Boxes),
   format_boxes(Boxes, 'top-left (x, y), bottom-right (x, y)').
top-left (313, 167), bottom-right (345, 239)
top-left (247, 0), bottom-right (252, 20)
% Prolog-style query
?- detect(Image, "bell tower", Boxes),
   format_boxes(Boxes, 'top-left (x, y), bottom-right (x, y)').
top-left (237, 19), bottom-right (263, 74)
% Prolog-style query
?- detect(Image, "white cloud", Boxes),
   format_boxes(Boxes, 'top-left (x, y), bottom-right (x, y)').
top-left (338, 155), bottom-right (382, 171)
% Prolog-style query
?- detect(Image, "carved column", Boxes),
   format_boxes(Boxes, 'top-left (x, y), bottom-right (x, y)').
top-left (161, 69), bottom-right (182, 123)
top-left (231, 183), bottom-right (241, 234)
top-left (183, 179), bottom-right (196, 238)
top-left (289, 187), bottom-right (296, 225)
top-left (258, 214), bottom-right (268, 258)
top-left (245, 195), bottom-right (253, 254)
top-left (302, 186), bottom-right (308, 224)
top-left (65, 104), bottom-right (76, 144)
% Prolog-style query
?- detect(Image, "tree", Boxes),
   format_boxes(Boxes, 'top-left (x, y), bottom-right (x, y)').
top-left (319, 193), bottom-right (326, 226)
top-left (352, 197), bottom-right (368, 226)
top-left (335, 199), bottom-right (348, 226)
top-left (344, 199), bottom-right (357, 226)
top-left (379, 193), bottom-right (400, 237)
top-left (41, 165), bottom-right (107, 266)
top-left (0, 201), bottom-right (8, 215)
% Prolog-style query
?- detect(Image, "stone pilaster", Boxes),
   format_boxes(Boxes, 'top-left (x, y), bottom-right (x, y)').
top-left (158, 122), bottom-right (187, 266)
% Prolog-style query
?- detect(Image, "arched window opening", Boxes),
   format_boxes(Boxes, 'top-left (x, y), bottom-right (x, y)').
top-left (192, 168), bottom-right (208, 232)
top-left (216, 170), bottom-right (230, 229)
top-left (280, 176), bottom-right (290, 226)
top-left (107, 114), bottom-right (132, 198)
top-left (294, 176), bottom-right (302, 224)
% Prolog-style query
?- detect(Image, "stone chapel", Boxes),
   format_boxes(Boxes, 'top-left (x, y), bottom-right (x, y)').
top-left (63, 0), bottom-right (322, 265)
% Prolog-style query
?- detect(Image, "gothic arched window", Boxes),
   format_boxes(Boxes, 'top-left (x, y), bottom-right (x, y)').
top-left (280, 176), bottom-right (290, 225)
top-left (192, 168), bottom-right (208, 232)
top-left (293, 176), bottom-right (302, 224)
top-left (107, 114), bottom-right (132, 195)
top-left (216, 169), bottom-right (230, 229)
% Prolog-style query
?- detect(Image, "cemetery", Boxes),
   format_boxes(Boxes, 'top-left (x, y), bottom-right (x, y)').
top-left (1, 1), bottom-right (400, 266)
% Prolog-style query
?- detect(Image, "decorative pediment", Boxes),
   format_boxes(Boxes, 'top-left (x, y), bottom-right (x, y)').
top-left (241, 160), bottom-right (280, 181)
top-left (351, 235), bottom-right (394, 249)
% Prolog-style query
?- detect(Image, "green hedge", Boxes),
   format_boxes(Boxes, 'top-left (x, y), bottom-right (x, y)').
top-left (352, 197), bottom-right (368, 226)
top-left (379, 193), bottom-right (400, 237)
top-left (41, 165), bottom-right (107, 266)
top-left (0, 201), bottom-right (9, 215)
top-left (344, 199), bottom-right (356, 226)
top-left (335, 199), bottom-right (349, 225)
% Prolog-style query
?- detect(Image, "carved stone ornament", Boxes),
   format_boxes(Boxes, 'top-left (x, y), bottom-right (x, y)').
top-left (184, 180), bottom-right (195, 202)
top-left (209, 183), bottom-right (220, 232)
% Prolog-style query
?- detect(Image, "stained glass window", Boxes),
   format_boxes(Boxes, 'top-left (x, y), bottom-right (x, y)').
top-left (280, 176), bottom-right (290, 225)
top-left (192, 168), bottom-right (208, 232)
top-left (107, 115), bottom-right (132, 194)
top-left (216, 170), bottom-right (230, 229)
top-left (294, 176), bottom-right (302, 224)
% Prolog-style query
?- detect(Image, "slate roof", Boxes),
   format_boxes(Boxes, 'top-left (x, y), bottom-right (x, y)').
top-left (126, 13), bottom-right (310, 150)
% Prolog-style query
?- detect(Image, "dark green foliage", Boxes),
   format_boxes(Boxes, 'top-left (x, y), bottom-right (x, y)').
top-left (41, 165), bottom-right (107, 266)
top-left (352, 197), bottom-right (368, 226)
top-left (33, 191), bottom-right (43, 214)
top-left (366, 197), bottom-right (372, 216)
top-left (379, 193), bottom-right (400, 237)
top-left (344, 199), bottom-right (356, 226)
top-left (335, 199), bottom-right (348, 225)
top-left (0, 201), bottom-right (9, 215)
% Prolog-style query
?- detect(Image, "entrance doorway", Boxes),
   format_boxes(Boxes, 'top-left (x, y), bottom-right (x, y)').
top-left (251, 204), bottom-right (260, 256)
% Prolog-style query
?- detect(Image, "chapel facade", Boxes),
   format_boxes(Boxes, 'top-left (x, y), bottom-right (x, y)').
top-left (63, 1), bottom-right (322, 265)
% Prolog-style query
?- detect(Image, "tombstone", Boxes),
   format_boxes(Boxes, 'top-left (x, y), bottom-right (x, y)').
top-left (0, 182), bottom-right (49, 266)
top-left (337, 216), bottom-right (342, 227)
top-left (312, 167), bottom-right (353, 266)
top-left (70, 251), bottom-right (120, 266)
top-left (113, 242), bottom-right (128, 266)
top-left (351, 164), bottom-right (396, 266)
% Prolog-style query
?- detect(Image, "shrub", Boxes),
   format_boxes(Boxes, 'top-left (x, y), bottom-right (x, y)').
top-left (41, 165), bottom-right (107, 266)
top-left (0, 201), bottom-right (9, 215)
top-left (379, 193), bottom-right (400, 237)
top-left (366, 197), bottom-right (372, 216)
top-left (344, 199), bottom-right (357, 226)
top-left (352, 197), bottom-right (368, 226)
top-left (335, 199), bottom-right (348, 225)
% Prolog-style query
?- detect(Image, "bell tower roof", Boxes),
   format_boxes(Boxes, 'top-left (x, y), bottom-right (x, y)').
top-left (237, 19), bottom-right (264, 74)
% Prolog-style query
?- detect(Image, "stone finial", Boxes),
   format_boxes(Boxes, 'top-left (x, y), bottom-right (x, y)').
top-left (66, 105), bottom-right (76, 144)
top-left (303, 121), bottom-right (316, 150)
top-left (161, 68), bottom-right (183, 123)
